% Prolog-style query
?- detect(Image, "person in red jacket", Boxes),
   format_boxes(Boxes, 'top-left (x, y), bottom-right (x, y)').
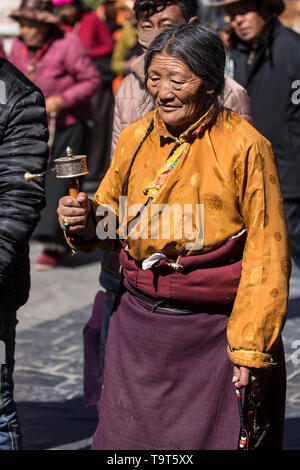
top-left (53, 0), bottom-right (115, 188)
top-left (53, 0), bottom-right (114, 58)
top-left (0, 39), bottom-right (6, 59)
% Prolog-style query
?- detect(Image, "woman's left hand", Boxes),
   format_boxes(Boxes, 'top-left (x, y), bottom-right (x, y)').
top-left (232, 366), bottom-right (251, 389)
top-left (46, 96), bottom-right (66, 116)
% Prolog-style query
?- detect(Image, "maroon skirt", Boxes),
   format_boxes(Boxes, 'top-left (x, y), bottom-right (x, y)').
top-left (91, 282), bottom-right (242, 450)
top-left (91, 233), bottom-right (286, 450)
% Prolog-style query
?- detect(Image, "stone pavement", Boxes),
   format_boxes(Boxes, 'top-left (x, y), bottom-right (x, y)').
top-left (12, 241), bottom-right (300, 450)
top-left (14, 241), bottom-right (101, 450)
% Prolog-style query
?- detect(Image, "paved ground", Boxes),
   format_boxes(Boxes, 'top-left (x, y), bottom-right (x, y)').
top-left (14, 241), bottom-right (100, 450)
top-left (12, 241), bottom-right (300, 450)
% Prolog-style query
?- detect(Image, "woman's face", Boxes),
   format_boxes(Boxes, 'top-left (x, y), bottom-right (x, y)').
top-left (147, 53), bottom-right (214, 136)
top-left (19, 19), bottom-right (50, 47)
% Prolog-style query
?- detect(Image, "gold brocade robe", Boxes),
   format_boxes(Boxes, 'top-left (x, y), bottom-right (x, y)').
top-left (68, 109), bottom-right (290, 369)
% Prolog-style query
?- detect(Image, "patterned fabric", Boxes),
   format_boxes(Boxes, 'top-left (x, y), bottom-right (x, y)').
top-left (143, 105), bottom-right (216, 198)
top-left (67, 109), bottom-right (290, 368)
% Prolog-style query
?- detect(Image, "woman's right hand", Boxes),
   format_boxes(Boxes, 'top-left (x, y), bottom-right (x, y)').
top-left (57, 192), bottom-right (91, 233)
top-left (232, 365), bottom-right (251, 389)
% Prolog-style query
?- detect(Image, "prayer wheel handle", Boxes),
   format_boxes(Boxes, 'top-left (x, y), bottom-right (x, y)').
top-left (68, 177), bottom-right (80, 198)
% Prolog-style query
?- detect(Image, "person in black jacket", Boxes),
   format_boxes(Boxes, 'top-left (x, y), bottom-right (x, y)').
top-left (209, 0), bottom-right (300, 268)
top-left (0, 58), bottom-right (48, 449)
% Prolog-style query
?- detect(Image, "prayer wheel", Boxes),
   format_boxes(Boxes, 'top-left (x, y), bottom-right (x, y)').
top-left (25, 146), bottom-right (89, 198)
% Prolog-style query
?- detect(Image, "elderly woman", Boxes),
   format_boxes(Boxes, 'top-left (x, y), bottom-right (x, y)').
top-left (58, 24), bottom-right (289, 450)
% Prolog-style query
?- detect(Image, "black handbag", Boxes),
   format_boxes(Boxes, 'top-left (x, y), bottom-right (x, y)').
top-left (236, 374), bottom-right (270, 450)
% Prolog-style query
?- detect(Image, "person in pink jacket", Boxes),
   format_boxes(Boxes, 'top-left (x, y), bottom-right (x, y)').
top-left (9, 0), bottom-right (101, 269)
top-left (53, 0), bottom-right (114, 58)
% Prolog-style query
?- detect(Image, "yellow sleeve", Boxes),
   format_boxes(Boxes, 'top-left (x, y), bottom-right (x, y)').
top-left (227, 138), bottom-right (290, 368)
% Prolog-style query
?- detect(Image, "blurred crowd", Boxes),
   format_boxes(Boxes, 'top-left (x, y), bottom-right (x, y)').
top-left (1, 0), bottom-right (142, 270)
top-left (1, 0), bottom-right (300, 452)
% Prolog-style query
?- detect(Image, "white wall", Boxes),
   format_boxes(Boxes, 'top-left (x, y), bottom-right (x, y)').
top-left (0, 0), bottom-right (20, 55)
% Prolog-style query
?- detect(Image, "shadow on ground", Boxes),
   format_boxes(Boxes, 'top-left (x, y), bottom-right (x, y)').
top-left (284, 417), bottom-right (300, 450)
top-left (60, 248), bottom-right (101, 268)
top-left (17, 399), bottom-right (300, 450)
top-left (17, 397), bottom-right (98, 450)
top-left (18, 397), bottom-right (300, 450)
top-left (287, 297), bottom-right (300, 320)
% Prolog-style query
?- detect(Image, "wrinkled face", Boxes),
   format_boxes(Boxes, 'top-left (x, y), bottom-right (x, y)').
top-left (226, 0), bottom-right (267, 42)
top-left (138, 4), bottom-right (186, 30)
top-left (147, 53), bottom-right (214, 136)
top-left (19, 19), bottom-right (50, 47)
top-left (55, 3), bottom-right (80, 24)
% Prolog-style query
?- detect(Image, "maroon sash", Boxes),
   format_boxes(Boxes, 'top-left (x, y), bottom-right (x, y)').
top-left (119, 231), bottom-right (246, 306)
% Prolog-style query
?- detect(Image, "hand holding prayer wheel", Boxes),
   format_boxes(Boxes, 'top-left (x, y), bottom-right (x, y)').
top-left (55, 147), bottom-right (91, 233)
top-left (25, 145), bottom-right (91, 233)
top-left (57, 192), bottom-right (91, 233)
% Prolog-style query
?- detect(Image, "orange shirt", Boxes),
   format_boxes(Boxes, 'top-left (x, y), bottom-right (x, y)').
top-left (68, 108), bottom-right (290, 368)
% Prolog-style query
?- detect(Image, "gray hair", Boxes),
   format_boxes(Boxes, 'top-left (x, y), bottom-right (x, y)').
top-left (144, 23), bottom-right (226, 114)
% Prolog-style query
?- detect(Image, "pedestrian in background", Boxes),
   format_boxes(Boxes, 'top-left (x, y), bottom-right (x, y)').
top-left (0, 55), bottom-right (48, 449)
top-left (209, 0), bottom-right (300, 270)
top-left (9, 0), bottom-right (101, 270)
top-left (53, 0), bottom-right (114, 59)
top-left (110, 1), bottom-right (140, 79)
top-left (53, 0), bottom-right (115, 190)
top-left (98, 0), bottom-right (119, 30)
